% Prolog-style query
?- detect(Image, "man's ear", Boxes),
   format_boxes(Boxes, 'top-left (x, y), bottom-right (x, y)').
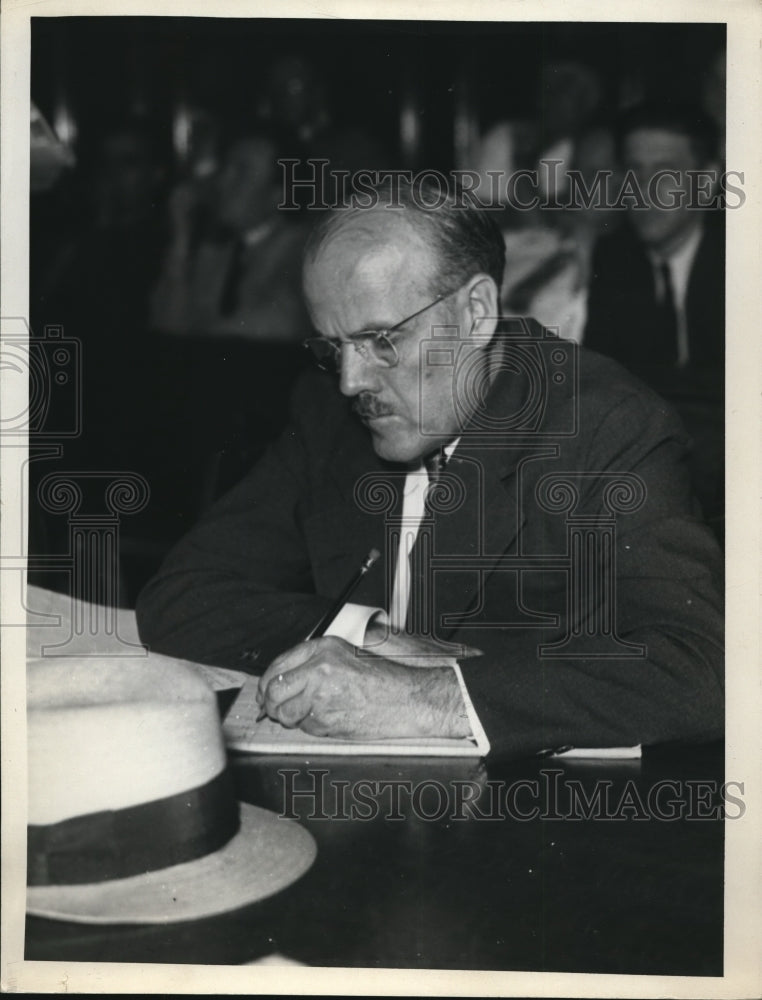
top-left (463, 274), bottom-right (499, 345)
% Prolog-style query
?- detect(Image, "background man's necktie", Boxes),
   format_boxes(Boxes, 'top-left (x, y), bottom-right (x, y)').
top-left (654, 260), bottom-right (678, 365)
top-left (423, 447), bottom-right (447, 515)
top-left (218, 238), bottom-right (245, 317)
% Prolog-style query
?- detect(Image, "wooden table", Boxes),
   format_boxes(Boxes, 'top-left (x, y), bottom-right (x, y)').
top-left (26, 740), bottom-right (724, 974)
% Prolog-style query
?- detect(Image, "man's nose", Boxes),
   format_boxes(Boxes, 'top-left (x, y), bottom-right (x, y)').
top-left (338, 343), bottom-right (379, 397)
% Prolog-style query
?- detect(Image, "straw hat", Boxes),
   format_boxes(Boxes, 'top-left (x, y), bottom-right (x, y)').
top-left (26, 651), bottom-right (316, 924)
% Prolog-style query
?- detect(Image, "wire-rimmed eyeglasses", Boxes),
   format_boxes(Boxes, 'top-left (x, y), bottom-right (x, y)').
top-left (303, 286), bottom-right (461, 373)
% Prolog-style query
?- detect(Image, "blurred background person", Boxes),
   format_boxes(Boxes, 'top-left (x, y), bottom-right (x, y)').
top-left (30, 115), bottom-right (170, 482)
top-left (257, 53), bottom-right (390, 207)
top-left (471, 59), bottom-right (620, 342)
top-left (150, 125), bottom-right (310, 342)
top-left (257, 54), bottom-right (330, 149)
top-left (27, 114), bottom-right (171, 602)
top-left (30, 100), bottom-right (75, 193)
top-left (584, 101), bottom-right (724, 539)
top-left (535, 59), bottom-right (605, 205)
top-left (503, 123), bottom-right (621, 343)
top-left (32, 116), bottom-right (168, 367)
top-left (472, 59), bottom-right (605, 214)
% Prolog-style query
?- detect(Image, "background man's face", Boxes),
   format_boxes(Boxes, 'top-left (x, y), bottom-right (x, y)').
top-left (622, 127), bottom-right (703, 256)
top-left (303, 217), bottom-right (478, 464)
top-left (215, 137), bottom-right (277, 232)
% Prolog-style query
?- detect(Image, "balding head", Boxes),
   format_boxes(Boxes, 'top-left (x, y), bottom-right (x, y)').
top-left (303, 209), bottom-right (438, 318)
top-left (303, 176), bottom-right (506, 300)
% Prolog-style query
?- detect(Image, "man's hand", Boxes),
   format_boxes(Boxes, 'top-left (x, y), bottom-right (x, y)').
top-left (257, 636), bottom-right (471, 740)
top-left (362, 620), bottom-right (482, 667)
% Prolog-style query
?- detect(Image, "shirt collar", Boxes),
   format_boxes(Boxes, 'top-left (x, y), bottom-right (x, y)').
top-left (647, 220), bottom-right (703, 271)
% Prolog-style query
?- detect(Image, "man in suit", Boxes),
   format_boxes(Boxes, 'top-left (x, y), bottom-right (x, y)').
top-left (584, 103), bottom-right (724, 535)
top-left (150, 128), bottom-right (310, 342)
top-left (136, 179), bottom-right (723, 760)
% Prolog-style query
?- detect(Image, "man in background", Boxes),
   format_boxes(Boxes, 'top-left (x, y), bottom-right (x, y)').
top-left (151, 127), bottom-right (309, 342)
top-left (584, 103), bottom-right (724, 537)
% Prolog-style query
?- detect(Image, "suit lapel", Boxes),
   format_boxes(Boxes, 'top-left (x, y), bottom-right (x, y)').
top-left (428, 440), bottom-right (534, 634)
top-left (686, 221), bottom-right (725, 367)
top-left (426, 351), bottom-right (551, 631)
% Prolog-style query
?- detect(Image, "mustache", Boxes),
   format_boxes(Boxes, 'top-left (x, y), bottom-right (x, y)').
top-left (352, 393), bottom-right (394, 420)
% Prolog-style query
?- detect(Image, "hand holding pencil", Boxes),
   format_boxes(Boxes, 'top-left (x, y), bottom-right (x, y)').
top-left (255, 548), bottom-right (380, 722)
top-left (254, 546), bottom-right (473, 739)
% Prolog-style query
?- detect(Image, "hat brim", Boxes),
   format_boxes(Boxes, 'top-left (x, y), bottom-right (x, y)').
top-left (26, 804), bottom-right (316, 925)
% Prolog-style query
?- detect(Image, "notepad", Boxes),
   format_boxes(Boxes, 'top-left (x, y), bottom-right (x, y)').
top-left (221, 664), bottom-right (490, 757)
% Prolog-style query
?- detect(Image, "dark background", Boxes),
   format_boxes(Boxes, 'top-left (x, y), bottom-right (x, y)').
top-left (32, 18), bottom-right (722, 164)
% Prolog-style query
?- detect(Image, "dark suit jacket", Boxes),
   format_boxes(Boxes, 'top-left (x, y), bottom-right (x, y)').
top-left (136, 339), bottom-right (723, 760)
top-left (584, 218), bottom-right (725, 534)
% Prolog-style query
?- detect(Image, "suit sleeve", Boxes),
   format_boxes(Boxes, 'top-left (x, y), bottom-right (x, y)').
top-left (458, 389), bottom-right (724, 759)
top-left (135, 384), bottom-right (334, 672)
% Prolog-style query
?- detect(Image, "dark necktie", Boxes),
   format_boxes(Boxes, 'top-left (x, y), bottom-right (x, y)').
top-left (425, 448), bottom-right (446, 477)
top-left (424, 448), bottom-right (446, 500)
top-left (655, 260), bottom-right (678, 365)
top-left (218, 238), bottom-right (245, 318)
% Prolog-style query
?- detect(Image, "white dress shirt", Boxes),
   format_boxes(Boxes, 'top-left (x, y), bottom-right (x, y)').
top-left (325, 440), bottom-right (460, 641)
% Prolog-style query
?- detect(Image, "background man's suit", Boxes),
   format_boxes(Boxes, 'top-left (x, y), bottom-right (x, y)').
top-left (584, 216), bottom-right (724, 376)
top-left (137, 336), bottom-right (723, 760)
top-left (584, 217), bottom-right (725, 536)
